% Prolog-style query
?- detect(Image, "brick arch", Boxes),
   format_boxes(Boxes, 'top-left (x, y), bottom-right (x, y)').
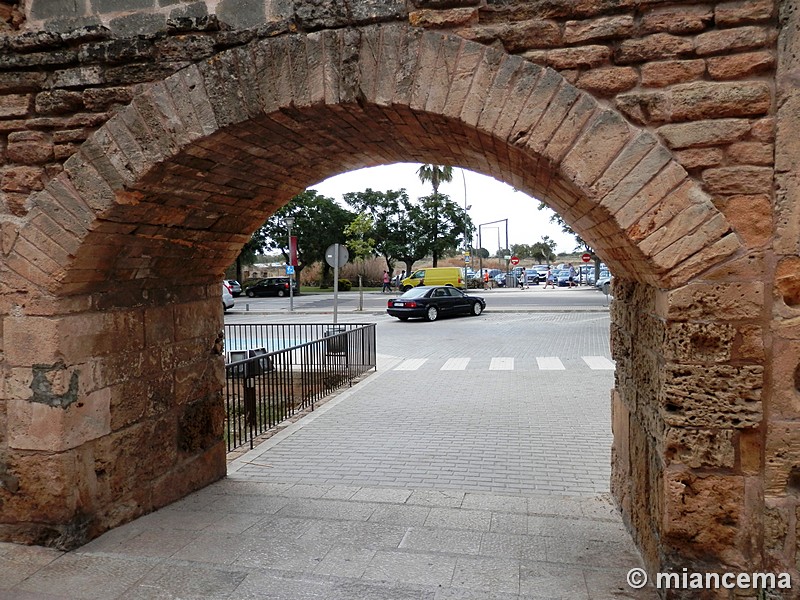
top-left (2, 23), bottom-right (780, 585)
top-left (12, 24), bottom-right (741, 300)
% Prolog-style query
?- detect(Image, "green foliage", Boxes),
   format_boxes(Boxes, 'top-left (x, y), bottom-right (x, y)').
top-left (344, 213), bottom-right (376, 261)
top-left (253, 190), bottom-right (355, 280)
top-left (416, 164), bottom-right (454, 194)
top-left (476, 247), bottom-right (491, 259)
top-left (342, 188), bottom-right (473, 275)
top-left (337, 278), bottom-right (352, 291)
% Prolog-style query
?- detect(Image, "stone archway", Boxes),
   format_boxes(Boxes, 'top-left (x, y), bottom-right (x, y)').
top-left (0, 21), bottom-right (791, 588)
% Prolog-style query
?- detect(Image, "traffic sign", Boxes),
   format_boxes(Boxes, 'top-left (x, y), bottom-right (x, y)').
top-left (325, 244), bottom-right (349, 268)
top-left (581, 253), bottom-right (592, 263)
top-left (510, 256), bottom-right (520, 265)
top-left (285, 265), bottom-right (295, 275)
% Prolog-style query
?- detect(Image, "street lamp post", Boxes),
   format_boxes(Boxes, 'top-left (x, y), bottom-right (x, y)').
top-left (285, 216), bottom-right (295, 313)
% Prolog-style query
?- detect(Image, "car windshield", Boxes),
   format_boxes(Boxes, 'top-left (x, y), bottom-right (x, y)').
top-left (400, 287), bottom-right (430, 299)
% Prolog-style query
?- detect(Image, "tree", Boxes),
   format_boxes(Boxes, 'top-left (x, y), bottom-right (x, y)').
top-left (418, 192), bottom-right (470, 267)
top-left (344, 213), bottom-right (376, 310)
top-left (257, 190), bottom-right (354, 283)
top-left (343, 188), bottom-right (473, 274)
top-left (416, 164), bottom-right (453, 194)
top-left (343, 188), bottom-right (408, 274)
top-left (530, 239), bottom-right (557, 264)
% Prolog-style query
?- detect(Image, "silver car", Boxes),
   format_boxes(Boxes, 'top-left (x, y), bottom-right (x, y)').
top-left (222, 282), bottom-right (235, 312)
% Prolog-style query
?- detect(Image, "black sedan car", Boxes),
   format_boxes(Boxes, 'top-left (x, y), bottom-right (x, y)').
top-left (387, 286), bottom-right (486, 321)
top-left (244, 277), bottom-right (299, 297)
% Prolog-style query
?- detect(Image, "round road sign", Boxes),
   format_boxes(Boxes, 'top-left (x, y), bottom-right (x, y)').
top-left (325, 243), bottom-right (349, 268)
top-left (581, 253), bottom-right (592, 263)
top-left (510, 256), bottom-right (520, 265)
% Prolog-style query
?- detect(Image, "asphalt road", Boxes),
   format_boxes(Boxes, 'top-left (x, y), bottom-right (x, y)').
top-left (229, 284), bottom-right (612, 316)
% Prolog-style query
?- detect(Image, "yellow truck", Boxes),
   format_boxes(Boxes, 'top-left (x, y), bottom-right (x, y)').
top-left (401, 267), bottom-right (464, 290)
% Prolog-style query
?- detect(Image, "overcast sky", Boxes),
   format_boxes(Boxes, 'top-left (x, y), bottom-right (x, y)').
top-left (309, 163), bottom-right (578, 254)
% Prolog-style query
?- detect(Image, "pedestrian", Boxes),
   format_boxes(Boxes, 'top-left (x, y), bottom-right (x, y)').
top-left (568, 263), bottom-right (577, 288)
top-left (518, 267), bottom-right (526, 289)
top-left (382, 270), bottom-right (392, 293)
top-left (544, 267), bottom-right (555, 289)
top-left (483, 269), bottom-right (490, 289)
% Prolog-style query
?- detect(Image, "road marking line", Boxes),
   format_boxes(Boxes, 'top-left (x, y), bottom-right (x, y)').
top-left (394, 358), bottom-right (428, 371)
top-left (536, 357), bottom-right (565, 370)
top-left (582, 356), bottom-right (615, 370)
top-left (442, 358), bottom-right (470, 371)
top-left (490, 357), bottom-right (514, 370)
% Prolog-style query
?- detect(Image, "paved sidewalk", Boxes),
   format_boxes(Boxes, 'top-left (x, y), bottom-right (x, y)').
top-left (0, 313), bottom-right (657, 599)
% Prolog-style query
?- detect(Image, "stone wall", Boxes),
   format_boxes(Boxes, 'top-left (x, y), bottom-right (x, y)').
top-left (0, 284), bottom-right (227, 545)
top-left (0, 0), bottom-right (797, 594)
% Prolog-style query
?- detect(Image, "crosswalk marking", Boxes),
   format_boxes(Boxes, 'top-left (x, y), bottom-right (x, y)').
top-left (395, 358), bottom-right (428, 371)
top-left (582, 356), bottom-right (615, 370)
top-left (391, 356), bottom-right (616, 372)
top-left (441, 357), bottom-right (470, 371)
top-left (490, 357), bottom-right (514, 370)
top-left (536, 357), bottom-right (565, 370)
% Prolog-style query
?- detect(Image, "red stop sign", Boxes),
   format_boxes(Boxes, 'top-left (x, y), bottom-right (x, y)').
top-left (510, 256), bottom-right (520, 265)
top-left (581, 253), bottom-right (592, 263)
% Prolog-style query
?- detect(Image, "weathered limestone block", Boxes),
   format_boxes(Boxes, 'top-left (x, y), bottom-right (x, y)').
top-left (702, 165), bottom-right (774, 195)
top-left (576, 66), bottom-right (637, 96)
top-left (409, 7), bottom-right (477, 28)
top-left (694, 25), bottom-right (775, 56)
top-left (664, 321), bottom-right (736, 363)
top-left (717, 194), bottom-right (773, 247)
top-left (641, 5), bottom-right (713, 34)
top-left (671, 81), bottom-right (772, 121)
top-left (765, 422), bottom-right (800, 496)
top-left (658, 118), bottom-right (750, 150)
top-left (663, 468), bottom-right (747, 567)
top-left (661, 363), bottom-right (762, 428)
top-left (769, 326), bottom-right (800, 419)
top-left (616, 33), bottom-right (694, 64)
top-left (775, 256), bottom-right (800, 309)
top-left (563, 15), bottom-right (633, 43)
top-left (614, 90), bottom-right (670, 125)
top-left (640, 59), bottom-right (705, 88)
top-left (674, 147), bottom-right (724, 170)
top-left (8, 388), bottom-right (111, 452)
top-left (716, 0), bottom-right (776, 27)
top-left (726, 141), bottom-right (774, 165)
top-left (6, 131), bottom-right (54, 164)
top-left (34, 90), bottom-right (84, 115)
top-left (1, 166), bottom-right (44, 193)
top-left (707, 50), bottom-right (776, 80)
top-left (0, 93), bottom-right (31, 117)
top-left (665, 427), bottom-right (736, 468)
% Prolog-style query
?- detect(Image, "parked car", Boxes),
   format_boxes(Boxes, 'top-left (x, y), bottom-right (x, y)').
top-left (225, 279), bottom-right (242, 296)
top-left (244, 277), bottom-right (299, 297)
top-left (525, 271), bottom-right (540, 286)
top-left (387, 286), bottom-right (486, 322)
top-left (401, 267), bottom-right (464, 290)
top-left (222, 282), bottom-right (234, 312)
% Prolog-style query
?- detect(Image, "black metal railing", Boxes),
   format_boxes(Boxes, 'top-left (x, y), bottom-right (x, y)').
top-left (223, 323), bottom-right (376, 452)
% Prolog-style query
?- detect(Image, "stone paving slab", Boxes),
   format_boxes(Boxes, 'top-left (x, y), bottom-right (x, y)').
top-left (0, 480), bottom-right (657, 599)
top-left (0, 313), bottom-right (658, 599)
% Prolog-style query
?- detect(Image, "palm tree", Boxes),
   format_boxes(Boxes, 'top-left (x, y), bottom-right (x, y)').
top-left (416, 164), bottom-right (453, 194)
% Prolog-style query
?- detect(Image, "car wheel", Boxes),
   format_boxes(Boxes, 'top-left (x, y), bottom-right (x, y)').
top-left (471, 302), bottom-right (483, 316)
top-left (246, 289), bottom-right (255, 298)
top-left (277, 289), bottom-right (285, 297)
top-left (425, 306), bottom-right (438, 322)
top-left (223, 302), bottom-right (228, 313)
top-left (402, 285), bottom-right (412, 292)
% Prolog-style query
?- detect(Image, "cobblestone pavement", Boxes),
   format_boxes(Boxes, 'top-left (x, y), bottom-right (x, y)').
top-left (0, 310), bottom-right (659, 599)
